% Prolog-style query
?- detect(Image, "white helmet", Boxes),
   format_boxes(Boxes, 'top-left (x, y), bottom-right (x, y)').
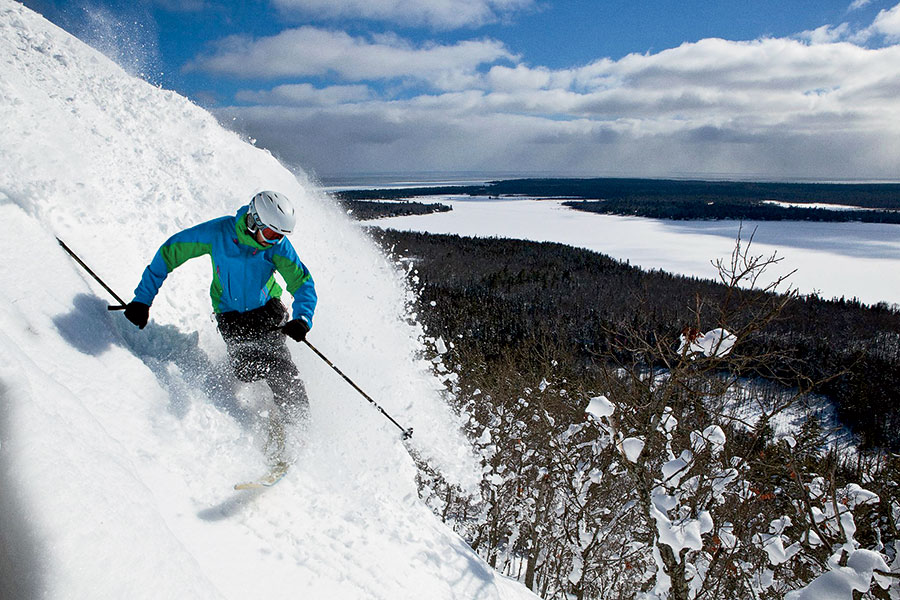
top-left (248, 191), bottom-right (296, 237)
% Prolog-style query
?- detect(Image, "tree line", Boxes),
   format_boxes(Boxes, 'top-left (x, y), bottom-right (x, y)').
top-left (483, 178), bottom-right (900, 211)
top-left (338, 199), bottom-right (451, 220)
top-left (564, 198), bottom-right (900, 223)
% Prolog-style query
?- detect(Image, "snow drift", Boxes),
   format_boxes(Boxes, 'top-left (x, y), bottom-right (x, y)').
top-left (0, 2), bottom-right (535, 598)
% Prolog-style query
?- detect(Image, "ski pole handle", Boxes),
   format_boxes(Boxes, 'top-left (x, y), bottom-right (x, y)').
top-left (108, 305), bottom-right (127, 311)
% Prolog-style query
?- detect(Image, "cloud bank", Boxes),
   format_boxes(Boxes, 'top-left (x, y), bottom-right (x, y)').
top-left (190, 3), bottom-right (900, 179)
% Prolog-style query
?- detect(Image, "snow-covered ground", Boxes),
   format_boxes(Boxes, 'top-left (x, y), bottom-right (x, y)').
top-left (372, 196), bottom-right (900, 306)
top-left (0, 3), bottom-right (539, 599)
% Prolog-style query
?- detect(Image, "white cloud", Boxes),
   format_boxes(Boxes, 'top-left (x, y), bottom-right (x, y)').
top-left (235, 83), bottom-right (373, 106)
top-left (270, 0), bottom-right (536, 29)
top-left (184, 27), bottom-right (514, 88)
top-left (799, 23), bottom-right (851, 44)
top-left (827, 1), bottom-right (900, 43)
top-left (871, 3), bottom-right (900, 39)
top-left (848, 0), bottom-right (872, 11)
top-left (486, 64), bottom-right (557, 91)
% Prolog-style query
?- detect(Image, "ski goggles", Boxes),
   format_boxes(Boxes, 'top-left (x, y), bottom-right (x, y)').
top-left (249, 211), bottom-right (286, 244)
top-left (259, 227), bottom-right (284, 243)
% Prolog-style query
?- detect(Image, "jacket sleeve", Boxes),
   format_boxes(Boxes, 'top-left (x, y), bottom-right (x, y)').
top-left (272, 240), bottom-right (317, 327)
top-left (132, 223), bottom-right (214, 306)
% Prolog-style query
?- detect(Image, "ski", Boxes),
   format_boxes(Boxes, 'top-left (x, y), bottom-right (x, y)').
top-left (234, 461), bottom-right (290, 490)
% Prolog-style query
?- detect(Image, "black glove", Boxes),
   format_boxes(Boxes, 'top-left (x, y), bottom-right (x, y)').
top-left (283, 318), bottom-right (310, 342)
top-left (124, 301), bottom-right (150, 329)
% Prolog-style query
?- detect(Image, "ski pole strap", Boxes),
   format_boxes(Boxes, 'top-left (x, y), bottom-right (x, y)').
top-left (57, 237), bottom-right (128, 308)
top-left (302, 339), bottom-right (413, 440)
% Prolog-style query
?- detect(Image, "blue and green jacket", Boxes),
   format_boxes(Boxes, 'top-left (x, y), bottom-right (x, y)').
top-left (133, 206), bottom-right (316, 325)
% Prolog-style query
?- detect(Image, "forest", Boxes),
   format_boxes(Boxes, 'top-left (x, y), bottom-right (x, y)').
top-left (371, 228), bottom-right (900, 451)
top-left (361, 224), bottom-right (900, 600)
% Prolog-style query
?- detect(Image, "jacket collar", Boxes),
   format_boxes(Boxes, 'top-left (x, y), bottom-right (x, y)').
top-left (234, 206), bottom-right (271, 251)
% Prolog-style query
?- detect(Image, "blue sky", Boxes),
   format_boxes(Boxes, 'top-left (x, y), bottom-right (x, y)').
top-left (21, 0), bottom-right (900, 181)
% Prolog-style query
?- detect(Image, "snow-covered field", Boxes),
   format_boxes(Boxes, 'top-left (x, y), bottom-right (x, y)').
top-left (372, 196), bottom-right (900, 306)
top-left (0, 3), bottom-right (539, 599)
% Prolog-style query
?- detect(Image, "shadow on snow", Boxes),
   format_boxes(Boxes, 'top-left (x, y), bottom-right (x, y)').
top-left (53, 293), bottom-right (255, 428)
top-left (0, 381), bottom-right (44, 600)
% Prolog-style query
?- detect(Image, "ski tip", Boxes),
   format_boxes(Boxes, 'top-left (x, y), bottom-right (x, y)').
top-left (233, 476), bottom-right (283, 491)
top-left (233, 482), bottom-right (262, 491)
top-left (233, 465), bottom-right (290, 490)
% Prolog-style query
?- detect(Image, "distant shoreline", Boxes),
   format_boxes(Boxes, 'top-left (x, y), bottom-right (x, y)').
top-left (334, 177), bottom-right (900, 223)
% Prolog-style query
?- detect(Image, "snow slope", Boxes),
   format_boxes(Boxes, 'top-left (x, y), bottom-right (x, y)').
top-left (0, 3), bottom-right (536, 598)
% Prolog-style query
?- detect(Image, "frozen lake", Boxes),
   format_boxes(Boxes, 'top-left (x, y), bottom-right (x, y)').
top-left (371, 196), bottom-right (900, 306)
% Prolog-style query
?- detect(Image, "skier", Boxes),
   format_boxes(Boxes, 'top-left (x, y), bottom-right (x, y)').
top-left (123, 191), bottom-right (316, 462)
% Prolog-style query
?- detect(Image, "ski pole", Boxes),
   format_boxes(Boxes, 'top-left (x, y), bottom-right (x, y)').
top-left (302, 339), bottom-right (414, 440)
top-left (57, 237), bottom-right (128, 309)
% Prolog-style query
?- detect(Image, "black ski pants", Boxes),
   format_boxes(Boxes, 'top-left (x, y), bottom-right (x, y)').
top-left (215, 298), bottom-right (309, 422)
